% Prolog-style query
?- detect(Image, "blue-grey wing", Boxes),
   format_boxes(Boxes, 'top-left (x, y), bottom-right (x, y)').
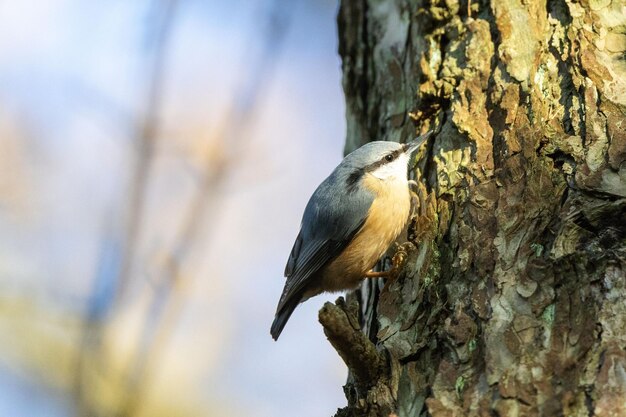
top-left (277, 172), bottom-right (374, 312)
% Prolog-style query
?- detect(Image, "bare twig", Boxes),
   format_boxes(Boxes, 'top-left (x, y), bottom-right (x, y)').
top-left (319, 297), bottom-right (385, 390)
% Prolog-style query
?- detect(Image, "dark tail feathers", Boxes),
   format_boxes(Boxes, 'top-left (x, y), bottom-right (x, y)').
top-left (271, 297), bottom-right (299, 340)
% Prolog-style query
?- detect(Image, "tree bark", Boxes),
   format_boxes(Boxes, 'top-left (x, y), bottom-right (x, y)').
top-left (326, 0), bottom-right (626, 416)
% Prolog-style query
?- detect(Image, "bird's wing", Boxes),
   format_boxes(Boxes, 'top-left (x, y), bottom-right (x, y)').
top-left (277, 225), bottom-right (365, 313)
top-left (276, 175), bottom-right (373, 313)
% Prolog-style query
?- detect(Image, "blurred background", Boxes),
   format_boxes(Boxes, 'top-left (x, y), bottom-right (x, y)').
top-left (0, 0), bottom-right (349, 416)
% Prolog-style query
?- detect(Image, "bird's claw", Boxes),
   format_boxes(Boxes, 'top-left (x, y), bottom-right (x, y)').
top-left (365, 242), bottom-right (414, 281)
top-left (391, 243), bottom-right (409, 271)
top-left (378, 243), bottom-right (413, 293)
top-left (391, 241), bottom-right (416, 272)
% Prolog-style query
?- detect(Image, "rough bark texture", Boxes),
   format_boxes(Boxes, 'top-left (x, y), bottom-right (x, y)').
top-left (327, 0), bottom-right (626, 416)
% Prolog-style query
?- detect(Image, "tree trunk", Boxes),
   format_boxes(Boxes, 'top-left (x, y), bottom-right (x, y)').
top-left (323, 0), bottom-right (626, 416)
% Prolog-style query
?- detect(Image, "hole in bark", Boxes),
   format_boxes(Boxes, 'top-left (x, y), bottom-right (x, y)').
top-left (546, 0), bottom-right (572, 25)
top-left (584, 389), bottom-right (594, 417)
top-left (546, 149), bottom-right (576, 170)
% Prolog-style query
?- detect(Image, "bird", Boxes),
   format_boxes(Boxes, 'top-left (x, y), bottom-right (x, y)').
top-left (270, 132), bottom-right (432, 340)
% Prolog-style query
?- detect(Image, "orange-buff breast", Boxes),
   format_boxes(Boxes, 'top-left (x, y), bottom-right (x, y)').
top-left (319, 172), bottom-right (411, 292)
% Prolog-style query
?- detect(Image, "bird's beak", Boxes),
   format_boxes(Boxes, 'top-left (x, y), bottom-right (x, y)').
top-left (403, 131), bottom-right (433, 155)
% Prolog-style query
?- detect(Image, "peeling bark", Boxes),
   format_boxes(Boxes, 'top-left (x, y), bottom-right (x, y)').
top-left (331, 0), bottom-right (626, 416)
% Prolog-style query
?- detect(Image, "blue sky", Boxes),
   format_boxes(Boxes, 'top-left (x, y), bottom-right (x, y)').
top-left (0, 0), bottom-right (350, 416)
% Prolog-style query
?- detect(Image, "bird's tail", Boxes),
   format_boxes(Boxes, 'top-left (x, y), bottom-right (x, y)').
top-left (270, 297), bottom-right (300, 340)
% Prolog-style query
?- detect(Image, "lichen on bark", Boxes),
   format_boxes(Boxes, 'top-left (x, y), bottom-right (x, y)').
top-left (329, 0), bottom-right (626, 416)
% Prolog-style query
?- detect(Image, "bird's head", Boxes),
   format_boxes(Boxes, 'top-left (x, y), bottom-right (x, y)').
top-left (342, 131), bottom-right (431, 186)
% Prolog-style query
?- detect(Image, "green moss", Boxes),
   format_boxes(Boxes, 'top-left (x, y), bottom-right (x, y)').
top-left (455, 375), bottom-right (466, 399)
top-left (423, 242), bottom-right (442, 288)
top-left (530, 243), bottom-right (544, 257)
top-left (541, 304), bottom-right (556, 325)
top-left (468, 338), bottom-right (477, 353)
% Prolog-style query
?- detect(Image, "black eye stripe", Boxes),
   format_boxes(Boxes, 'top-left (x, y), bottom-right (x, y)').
top-left (382, 149), bottom-right (402, 163)
top-left (358, 147), bottom-right (404, 176)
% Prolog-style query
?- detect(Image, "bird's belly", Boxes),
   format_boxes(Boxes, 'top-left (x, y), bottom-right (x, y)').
top-left (319, 180), bottom-right (411, 293)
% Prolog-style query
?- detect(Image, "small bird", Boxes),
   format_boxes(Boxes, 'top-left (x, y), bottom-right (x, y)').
top-left (270, 132), bottom-right (432, 340)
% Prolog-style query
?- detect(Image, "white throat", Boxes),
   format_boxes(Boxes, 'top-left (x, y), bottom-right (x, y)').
top-left (370, 153), bottom-right (409, 181)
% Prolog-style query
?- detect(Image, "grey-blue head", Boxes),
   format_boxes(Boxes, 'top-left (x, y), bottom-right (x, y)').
top-left (336, 132), bottom-right (431, 188)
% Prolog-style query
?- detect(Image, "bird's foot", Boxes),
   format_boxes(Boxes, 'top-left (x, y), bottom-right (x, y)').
top-left (364, 242), bottom-right (412, 280)
top-left (391, 242), bottom-right (412, 271)
top-left (364, 269), bottom-right (391, 278)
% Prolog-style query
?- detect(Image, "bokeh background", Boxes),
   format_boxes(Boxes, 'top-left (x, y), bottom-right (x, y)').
top-left (0, 0), bottom-right (349, 416)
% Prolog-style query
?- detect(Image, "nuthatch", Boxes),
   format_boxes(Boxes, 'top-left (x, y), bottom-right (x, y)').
top-left (271, 132), bottom-right (432, 340)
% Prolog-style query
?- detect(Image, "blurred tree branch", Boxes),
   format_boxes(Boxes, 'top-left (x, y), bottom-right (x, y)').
top-left (74, 0), bottom-right (180, 415)
top-left (73, 0), bottom-right (296, 416)
top-left (116, 1), bottom-right (295, 415)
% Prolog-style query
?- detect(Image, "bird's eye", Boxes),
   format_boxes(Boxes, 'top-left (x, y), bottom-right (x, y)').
top-left (384, 154), bottom-right (394, 162)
